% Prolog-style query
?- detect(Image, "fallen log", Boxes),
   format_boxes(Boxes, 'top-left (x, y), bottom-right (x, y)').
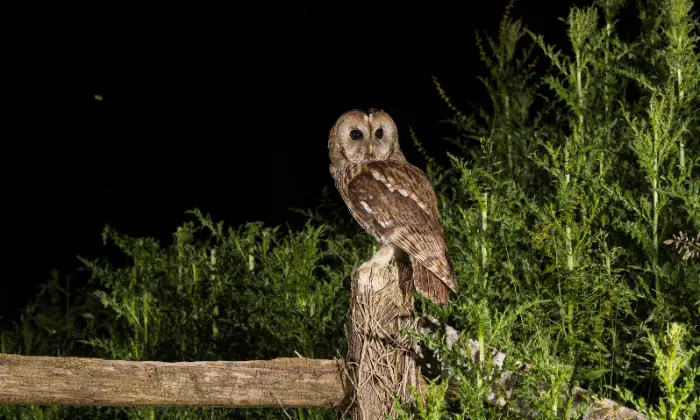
top-left (0, 355), bottom-right (347, 408)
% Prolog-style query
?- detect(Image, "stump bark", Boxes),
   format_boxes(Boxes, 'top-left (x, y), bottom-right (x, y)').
top-left (344, 246), bottom-right (421, 419)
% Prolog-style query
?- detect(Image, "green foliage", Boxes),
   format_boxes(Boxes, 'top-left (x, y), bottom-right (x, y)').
top-left (393, 379), bottom-right (451, 420)
top-left (614, 322), bottom-right (699, 419)
top-left (2, 0), bottom-right (699, 418)
top-left (419, 0), bottom-right (700, 417)
top-left (1, 209), bottom-right (372, 419)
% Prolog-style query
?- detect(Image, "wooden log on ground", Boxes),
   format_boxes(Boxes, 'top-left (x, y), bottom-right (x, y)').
top-left (0, 330), bottom-right (648, 418)
top-left (0, 355), bottom-right (348, 408)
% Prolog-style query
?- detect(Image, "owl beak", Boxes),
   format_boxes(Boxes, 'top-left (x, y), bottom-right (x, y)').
top-left (368, 143), bottom-right (373, 156)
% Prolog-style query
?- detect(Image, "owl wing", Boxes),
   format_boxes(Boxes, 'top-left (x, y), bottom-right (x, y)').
top-left (347, 161), bottom-right (458, 297)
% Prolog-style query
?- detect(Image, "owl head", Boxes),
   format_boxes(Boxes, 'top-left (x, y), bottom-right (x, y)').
top-left (329, 109), bottom-right (406, 167)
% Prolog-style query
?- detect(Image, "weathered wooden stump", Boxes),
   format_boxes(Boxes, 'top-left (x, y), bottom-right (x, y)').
top-left (344, 246), bottom-right (421, 419)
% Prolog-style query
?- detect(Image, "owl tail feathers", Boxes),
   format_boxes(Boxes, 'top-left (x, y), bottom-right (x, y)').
top-left (412, 260), bottom-right (452, 305)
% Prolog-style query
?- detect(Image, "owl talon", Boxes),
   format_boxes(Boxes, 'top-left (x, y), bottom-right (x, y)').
top-left (358, 245), bottom-right (395, 273)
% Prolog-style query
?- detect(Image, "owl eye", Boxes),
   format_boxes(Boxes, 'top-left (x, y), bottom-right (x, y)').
top-left (350, 129), bottom-right (363, 140)
top-left (375, 128), bottom-right (384, 139)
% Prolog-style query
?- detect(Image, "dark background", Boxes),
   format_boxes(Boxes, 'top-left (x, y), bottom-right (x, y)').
top-left (3, 1), bottom-right (630, 319)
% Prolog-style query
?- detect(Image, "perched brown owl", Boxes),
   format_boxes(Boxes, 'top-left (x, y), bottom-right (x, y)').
top-left (328, 108), bottom-right (458, 305)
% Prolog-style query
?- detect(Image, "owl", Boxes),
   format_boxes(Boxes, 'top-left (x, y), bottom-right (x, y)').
top-left (328, 108), bottom-right (458, 305)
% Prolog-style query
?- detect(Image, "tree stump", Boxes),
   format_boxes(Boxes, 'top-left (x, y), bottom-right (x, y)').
top-left (345, 246), bottom-right (421, 419)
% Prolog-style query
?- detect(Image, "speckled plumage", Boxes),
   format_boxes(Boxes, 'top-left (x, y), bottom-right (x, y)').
top-left (328, 109), bottom-right (458, 305)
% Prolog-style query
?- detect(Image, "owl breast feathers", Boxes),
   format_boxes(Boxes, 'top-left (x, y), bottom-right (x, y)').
top-left (328, 109), bottom-right (458, 305)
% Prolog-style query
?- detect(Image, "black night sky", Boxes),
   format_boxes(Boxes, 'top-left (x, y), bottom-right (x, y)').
top-left (4, 2), bottom-right (622, 319)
